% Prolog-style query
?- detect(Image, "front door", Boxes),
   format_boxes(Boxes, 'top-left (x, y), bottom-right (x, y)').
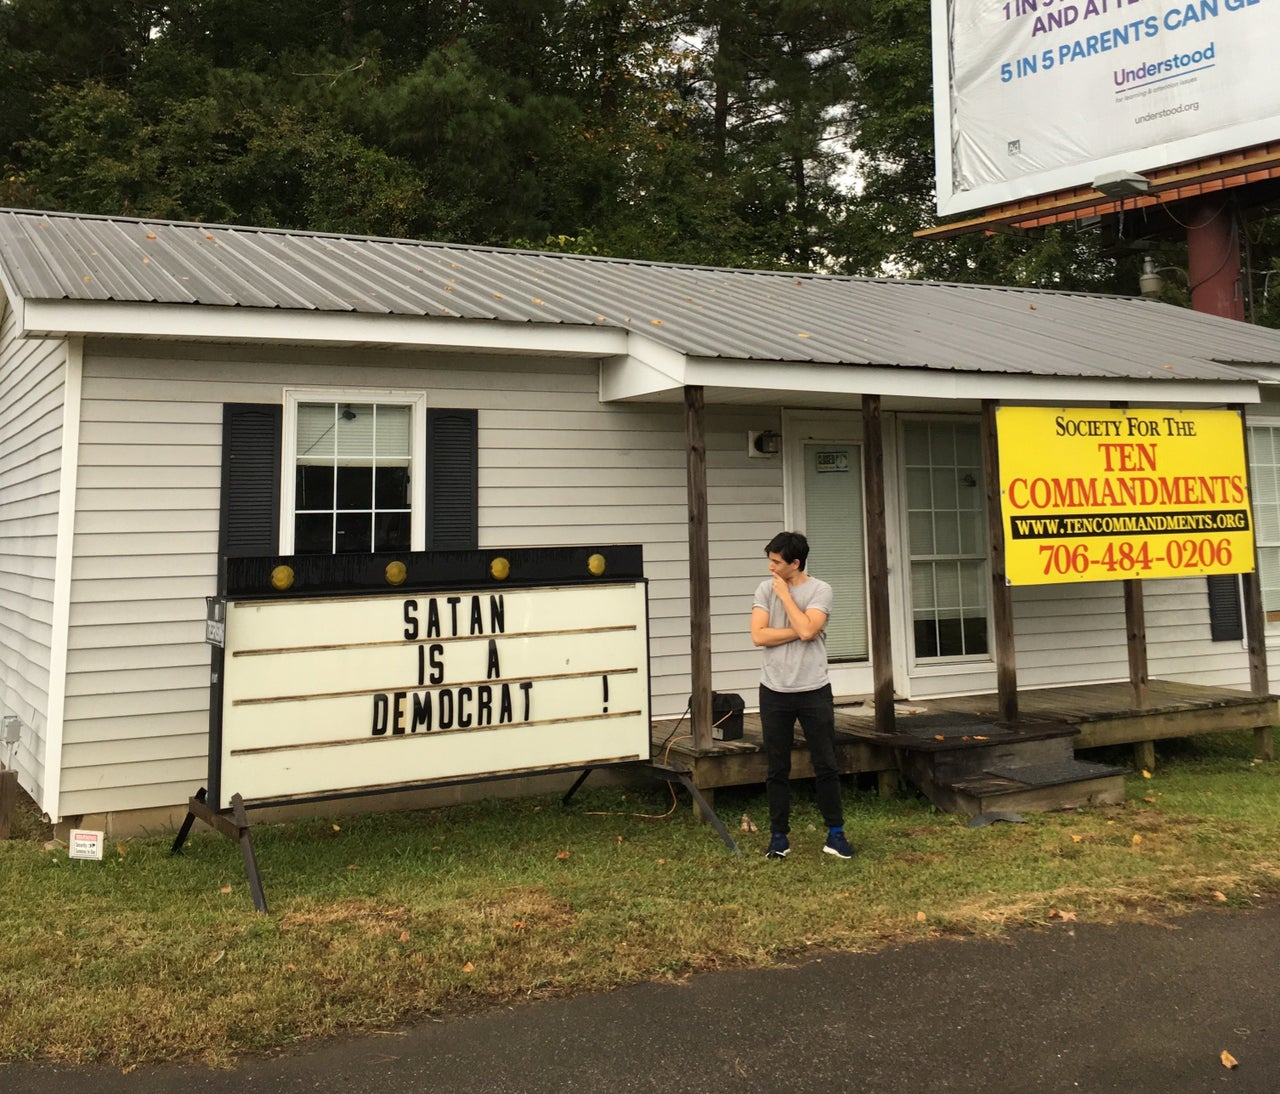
top-left (785, 416), bottom-right (871, 696)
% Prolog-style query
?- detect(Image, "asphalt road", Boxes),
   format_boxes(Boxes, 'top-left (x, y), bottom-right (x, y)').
top-left (5, 903), bottom-right (1278, 1093)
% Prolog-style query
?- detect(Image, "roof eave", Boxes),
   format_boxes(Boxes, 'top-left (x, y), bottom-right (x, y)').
top-left (18, 299), bottom-right (630, 358)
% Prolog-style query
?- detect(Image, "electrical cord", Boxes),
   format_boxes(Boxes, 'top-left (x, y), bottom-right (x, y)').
top-left (584, 701), bottom-right (735, 820)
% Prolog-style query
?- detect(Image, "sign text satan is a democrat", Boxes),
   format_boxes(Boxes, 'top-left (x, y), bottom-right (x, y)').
top-left (219, 582), bottom-right (650, 804)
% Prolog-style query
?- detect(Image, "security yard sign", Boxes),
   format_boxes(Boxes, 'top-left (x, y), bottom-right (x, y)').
top-left (208, 546), bottom-right (650, 810)
top-left (997, 407), bottom-right (1253, 585)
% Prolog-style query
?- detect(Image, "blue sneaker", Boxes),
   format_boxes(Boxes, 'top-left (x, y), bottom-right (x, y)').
top-left (765, 832), bottom-right (790, 859)
top-left (823, 830), bottom-right (855, 859)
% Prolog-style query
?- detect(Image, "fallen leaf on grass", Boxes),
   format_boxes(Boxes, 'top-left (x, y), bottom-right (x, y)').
top-left (1143, 796), bottom-right (1157, 803)
top-left (397, 931), bottom-right (410, 942)
top-left (1213, 891), bottom-right (1228, 902)
top-left (1071, 834), bottom-right (1084, 843)
top-left (1132, 834), bottom-right (1143, 846)
top-left (332, 824), bottom-right (341, 832)
top-left (1221, 1050), bottom-right (1239, 1069)
top-left (915, 911), bottom-right (927, 922)
top-left (555, 850), bottom-right (570, 861)
top-left (1048, 909), bottom-right (1078, 922)
top-left (116, 843), bottom-right (127, 856)
top-left (1142, 769), bottom-right (1152, 779)
top-left (219, 885), bottom-right (232, 894)
top-left (347, 864), bottom-right (360, 870)
top-left (462, 961), bottom-right (475, 973)
top-left (512, 920), bottom-right (526, 930)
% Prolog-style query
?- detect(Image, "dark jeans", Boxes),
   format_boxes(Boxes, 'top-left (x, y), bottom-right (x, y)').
top-left (759, 682), bottom-right (843, 835)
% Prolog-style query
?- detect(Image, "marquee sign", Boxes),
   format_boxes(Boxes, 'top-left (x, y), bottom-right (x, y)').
top-left (208, 547), bottom-right (650, 810)
top-left (997, 407), bottom-right (1253, 585)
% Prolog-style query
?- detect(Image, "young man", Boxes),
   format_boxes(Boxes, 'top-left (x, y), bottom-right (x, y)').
top-left (750, 531), bottom-right (854, 860)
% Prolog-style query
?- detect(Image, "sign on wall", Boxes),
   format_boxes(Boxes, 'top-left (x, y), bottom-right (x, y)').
top-left (932, 0), bottom-right (1280, 215)
top-left (997, 407), bottom-right (1253, 585)
top-left (210, 547), bottom-right (650, 810)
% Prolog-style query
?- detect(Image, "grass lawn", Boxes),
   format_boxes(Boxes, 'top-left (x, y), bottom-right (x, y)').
top-left (1, 729), bottom-right (1277, 1068)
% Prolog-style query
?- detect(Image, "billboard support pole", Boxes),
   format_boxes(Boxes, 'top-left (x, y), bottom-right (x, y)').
top-left (1187, 197), bottom-right (1245, 322)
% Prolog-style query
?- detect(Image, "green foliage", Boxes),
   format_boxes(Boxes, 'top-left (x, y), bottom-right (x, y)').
top-left (1, 0), bottom-right (1276, 290)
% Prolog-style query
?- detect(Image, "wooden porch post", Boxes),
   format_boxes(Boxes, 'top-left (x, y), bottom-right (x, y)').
top-left (1110, 406), bottom-right (1150, 711)
top-left (1123, 580), bottom-right (1149, 708)
top-left (1234, 406), bottom-right (1275, 760)
top-left (685, 385), bottom-right (713, 754)
top-left (862, 395), bottom-right (895, 734)
top-left (981, 401), bottom-right (1018, 723)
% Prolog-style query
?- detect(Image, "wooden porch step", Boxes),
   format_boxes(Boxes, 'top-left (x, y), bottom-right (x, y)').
top-left (931, 758), bottom-right (1128, 817)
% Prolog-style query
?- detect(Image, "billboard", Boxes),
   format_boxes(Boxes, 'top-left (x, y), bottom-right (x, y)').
top-left (209, 548), bottom-right (651, 809)
top-left (932, 0), bottom-right (1280, 215)
top-left (997, 407), bottom-right (1253, 585)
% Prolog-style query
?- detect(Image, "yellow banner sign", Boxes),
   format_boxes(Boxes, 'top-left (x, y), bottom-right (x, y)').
top-left (997, 408), bottom-right (1253, 586)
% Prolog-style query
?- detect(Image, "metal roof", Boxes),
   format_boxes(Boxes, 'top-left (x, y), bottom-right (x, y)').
top-left (2, 207), bottom-right (1280, 384)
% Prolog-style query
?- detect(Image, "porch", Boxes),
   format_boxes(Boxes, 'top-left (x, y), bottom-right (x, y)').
top-left (653, 680), bottom-right (1278, 816)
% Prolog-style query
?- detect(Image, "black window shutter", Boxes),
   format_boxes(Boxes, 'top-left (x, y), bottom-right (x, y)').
top-left (1207, 574), bottom-right (1244, 642)
top-left (219, 403), bottom-right (282, 558)
top-left (426, 408), bottom-right (478, 549)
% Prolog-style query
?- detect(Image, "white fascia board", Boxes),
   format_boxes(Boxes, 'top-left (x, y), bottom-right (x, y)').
top-left (19, 300), bottom-right (629, 357)
top-left (0, 275), bottom-right (23, 333)
top-left (680, 358), bottom-right (1260, 406)
top-left (599, 333), bottom-right (687, 401)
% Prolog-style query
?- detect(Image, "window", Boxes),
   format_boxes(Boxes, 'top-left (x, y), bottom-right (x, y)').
top-left (1249, 423), bottom-right (1280, 635)
top-left (902, 418), bottom-right (989, 660)
top-left (802, 443), bottom-right (867, 660)
top-left (283, 391), bottom-right (427, 554)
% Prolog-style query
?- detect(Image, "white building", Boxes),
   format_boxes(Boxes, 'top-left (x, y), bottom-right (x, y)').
top-left (2, 209), bottom-right (1279, 832)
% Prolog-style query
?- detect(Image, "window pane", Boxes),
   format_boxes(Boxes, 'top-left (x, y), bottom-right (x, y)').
top-left (335, 465), bottom-right (373, 509)
top-left (375, 405), bottom-right (411, 457)
top-left (335, 512), bottom-right (372, 553)
top-left (294, 513), bottom-right (333, 554)
top-left (375, 512), bottom-right (411, 551)
top-left (297, 404), bottom-right (336, 457)
top-left (374, 466), bottom-right (410, 508)
top-left (934, 512), bottom-right (961, 554)
top-left (335, 404), bottom-right (375, 457)
top-left (295, 464), bottom-right (334, 510)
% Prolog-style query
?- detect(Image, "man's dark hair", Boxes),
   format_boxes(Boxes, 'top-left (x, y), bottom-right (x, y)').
top-left (765, 531), bottom-right (809, 569)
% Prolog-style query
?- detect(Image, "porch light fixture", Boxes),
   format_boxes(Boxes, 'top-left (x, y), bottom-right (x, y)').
top-left (749, 429), bottom-right (781, 458)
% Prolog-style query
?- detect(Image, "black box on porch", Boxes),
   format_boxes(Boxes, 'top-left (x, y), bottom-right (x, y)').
top-left (711, 692), bottom-right (744, 741)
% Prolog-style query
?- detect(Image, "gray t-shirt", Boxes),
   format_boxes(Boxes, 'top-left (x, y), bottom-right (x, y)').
top-left (753, 575), bottom-right (833, 693)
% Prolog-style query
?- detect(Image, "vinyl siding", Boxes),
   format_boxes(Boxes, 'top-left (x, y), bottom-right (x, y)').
top-left (0, 297), bottom-right (65, 801)
top-left (58, 340), bottom-right (1262, 817)
top-left (60, 341), bottom-right (781, 815)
